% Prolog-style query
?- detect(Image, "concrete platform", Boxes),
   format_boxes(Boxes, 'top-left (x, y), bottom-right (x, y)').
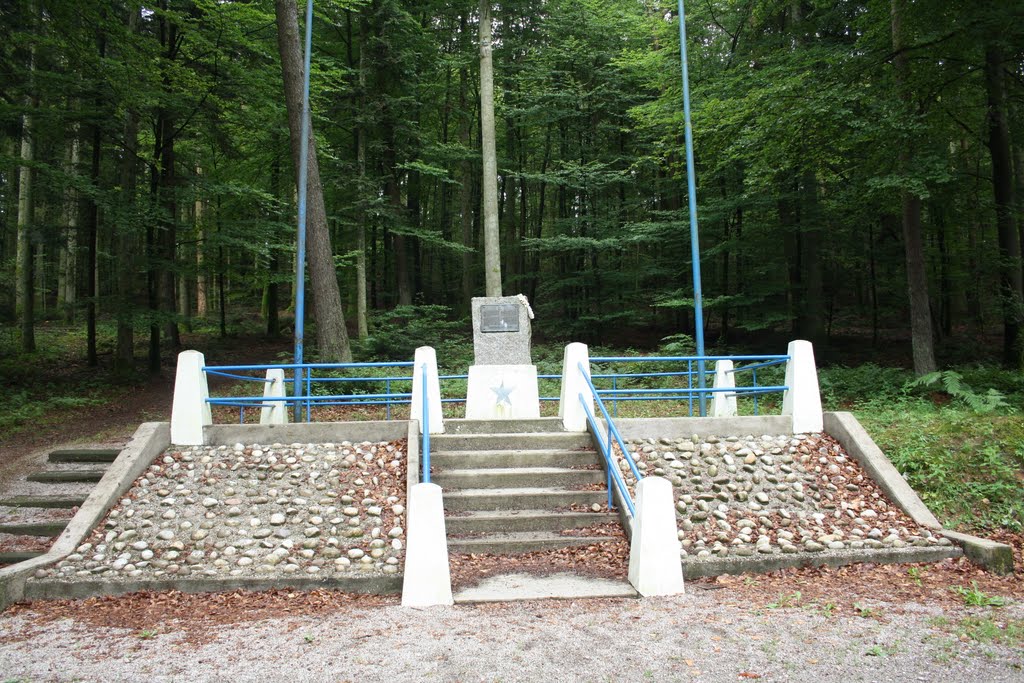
top-left (453, 572), bottom-right (638, 603)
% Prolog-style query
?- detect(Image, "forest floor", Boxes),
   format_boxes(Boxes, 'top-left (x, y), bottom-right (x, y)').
top-left (0, 331), bottom-right (1022, 681)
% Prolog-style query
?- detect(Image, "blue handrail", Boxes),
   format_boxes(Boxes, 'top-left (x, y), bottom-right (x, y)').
top-left (421, 363), bottom-right (431, 484)
top-left (203, 360), bottom-right (416, 424)
top-left (578, 361), bottom-right (642, 517)
top-left (587, 354), bottom-right (789, 417)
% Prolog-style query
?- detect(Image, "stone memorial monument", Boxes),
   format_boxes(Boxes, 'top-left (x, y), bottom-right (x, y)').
top-left (464, 294), bottom-right (541, 420)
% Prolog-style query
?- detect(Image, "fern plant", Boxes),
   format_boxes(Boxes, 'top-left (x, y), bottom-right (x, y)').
top-left (907, 371), bottom-right (1012, 414)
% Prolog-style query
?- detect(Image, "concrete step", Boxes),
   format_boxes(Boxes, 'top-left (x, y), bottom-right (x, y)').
top-left (443, 488), bottom-right (606, 511)
top-left (0, 550), bottom-right (44, 565)
top-left (453, 573), bottom-right (638, 603)
top-left (0, 495), bottom-right (87, 509)
top-left (0, 521), bottom-right (67, 537)
top-left (48, 448), bottom-right (120, 464)
top-left (448, 531), bottom-right (610, 554)
top-left (431, 432), bottom-right (593, 452)
top-left (432, 448), bottom-right (601, 470)
top-left (445, 510), bottom-right (619, 534)
top-left (443, 418), bottom-right (567, 435)
top-left (434, 467), bottom-right (604, 490)
top-left (27, 469), bottom-right (106, 484)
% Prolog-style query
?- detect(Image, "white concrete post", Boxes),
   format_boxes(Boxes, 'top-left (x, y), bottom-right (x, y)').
top-left (170, 350), bottom-right (212, 445)
top-left (411, 346), bottom-right (444, 435)
top-left (260, 369), bottom-right (288, 425)
top-left (782, 339), bottom-right (823, 433)
top-left (559, 342), bottom-right (593, 432)
top-left (628, 477), bottom-right (685, 597)
top-left (401, 482), bottom-right (454, 607)
top-left (711, 360), bottom-right (737, 417)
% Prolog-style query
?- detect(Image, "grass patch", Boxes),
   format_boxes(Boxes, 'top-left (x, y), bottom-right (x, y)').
top-left (951, 582), bottom-right (1009, 607)
top-left (856, 398), bottom-right (1024, 532)
top-left (956, 617), bottom-right (1024, 646)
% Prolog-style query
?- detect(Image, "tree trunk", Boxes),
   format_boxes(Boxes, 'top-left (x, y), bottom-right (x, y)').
top-left (275, 0), bottom-right (352, 362)
top-left (114, 108), bottom-right (139, 376)
top-left (59, 126), bottom-right (80, 323)
top-left (354, 13), bottom-right (368, 339)
top-left (16, 42), bottom-right (36, 353)
top-left (459, 16), bottom-right (475, 310)
top-left (891, 0), bottom-right (936, 375)
top-left (985, 43), bottom-right (1024, 368)
top-left (478, 1), bottom-right (501, 297)
top-left (195, 167), bottom-right (208, 318)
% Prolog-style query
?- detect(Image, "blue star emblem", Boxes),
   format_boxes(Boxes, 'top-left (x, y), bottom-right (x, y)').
top-left (491, 380), bottom-right (515, 407)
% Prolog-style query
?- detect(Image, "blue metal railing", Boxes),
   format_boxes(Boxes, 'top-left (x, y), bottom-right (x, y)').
top-left (203, 361), bottom-right (414, 423)
top-left (579, 361), bottom-right (641, 518)
top-left (420, 363), bottom-right (431, 484)
top-left (589, 354), bottom-right (789, 417)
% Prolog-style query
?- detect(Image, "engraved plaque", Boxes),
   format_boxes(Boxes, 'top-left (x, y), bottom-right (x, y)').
top-left (480, 303), bottom-right (519, 333)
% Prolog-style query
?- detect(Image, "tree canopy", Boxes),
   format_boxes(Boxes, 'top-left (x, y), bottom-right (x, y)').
top-left (1, 0), bottom-right (1022, 370)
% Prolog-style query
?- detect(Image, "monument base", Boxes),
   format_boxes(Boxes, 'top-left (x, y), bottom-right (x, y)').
top-left (465, 365), bottom-right (541, 420)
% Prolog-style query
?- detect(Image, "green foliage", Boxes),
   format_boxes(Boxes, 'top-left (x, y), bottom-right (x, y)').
top-left (955, 617), bottom-right (1024, 646)
top-left (908, 371), bottom-right (1012, 414)
top-left (858, 401), bottom-right (1024, 532)
top-left (818, 364), bottom-right (914, 409)
top-left (356, 306), bottom-right (466, 362)
top-left (951, 583), bottom-right (1008, 608)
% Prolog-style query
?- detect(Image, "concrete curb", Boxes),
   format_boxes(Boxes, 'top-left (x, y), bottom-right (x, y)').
top-left (24, 574), bottom-right (402, 601)
top-left (0, 421), bottom-right (170, 610)
top-left (683, 545), bottom-right (963, 579)
top-left (940, 530), bottom-right (1016, 576)
top-left (823, 412), bottom-right (941, 529)
top-left (203, 421), bottom-right (407, 446)
top-left (614, 416), bottom-right (794, 440)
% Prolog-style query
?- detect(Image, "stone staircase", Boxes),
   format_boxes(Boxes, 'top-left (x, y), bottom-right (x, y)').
top-left (0, 448), bottom-right (116, 566)
top-left (432, 418), bottom-right (621, 554)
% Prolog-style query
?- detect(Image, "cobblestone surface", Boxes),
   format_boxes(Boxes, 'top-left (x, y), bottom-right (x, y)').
top-left (623, 433), bottom-right (953, 559)
top-left (34, 440), bottom-right (406, 581)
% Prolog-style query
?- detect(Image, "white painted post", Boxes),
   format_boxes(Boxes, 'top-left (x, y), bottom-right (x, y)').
top-left (711, 360), bottom-right (737, 417)
top-left (559, 342), bottom-right (593, 432)
top-left (170, 350), bottom-right (212, 445)
top-left (411, 346), bottom-right (444, 435)
top-left (628, 477), bottom-right (685, 597)
top-left (782, 339), bottom-right (823, 433)
top-left (260, 369), bottom-right (288, 425)
top-left (401, 482), bottom-right (453, 607)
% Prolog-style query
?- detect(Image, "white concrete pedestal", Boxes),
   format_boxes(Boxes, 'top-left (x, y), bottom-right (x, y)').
top-left (465, 365), bottom-right (541, 420)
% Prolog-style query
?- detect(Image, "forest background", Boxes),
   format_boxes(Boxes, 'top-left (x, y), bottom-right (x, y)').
top-left (0, 1), bottom-right (1022, 536)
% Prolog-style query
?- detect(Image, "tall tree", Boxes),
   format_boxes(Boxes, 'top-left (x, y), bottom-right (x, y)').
top-left (890, 0), bottom-right (936, 375)
top-left (479, 1), bottom-right (501, 297)
top-left (15, 24), bottom-right (36, 353)
top-left (984, 41), bottom-right (1023, 368)
top-left (275, 0), bottom-right (352, 362)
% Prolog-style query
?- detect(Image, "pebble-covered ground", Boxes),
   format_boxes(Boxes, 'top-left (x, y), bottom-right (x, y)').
top-left (623, 433), bottom-right (954, 560)
top-left (34, 440), bottom-right (407, 581)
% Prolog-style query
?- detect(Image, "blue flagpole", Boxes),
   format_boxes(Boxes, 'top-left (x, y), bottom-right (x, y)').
top-left (294, 0), bottom-right (313, 421)
top-left (677, 0), bottom-right (706, 416)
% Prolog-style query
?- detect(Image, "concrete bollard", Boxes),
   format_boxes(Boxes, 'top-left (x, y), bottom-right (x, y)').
top-left (559, 343), bottom-right (594, 432)
top-left (628, 477), bottom-right (685, 597)
top-left (170, 350), bottom-right (212, 446)
top-left (711, 360), bottom-right (737, 417)
top-left (260, 369), bottom-right (288, 425)
top-left (782, 340), bottom-right (823, 433)
top-left (401, 482), bottom-right (453, 607)
top-left (411, 346), bottom-right (444, 435)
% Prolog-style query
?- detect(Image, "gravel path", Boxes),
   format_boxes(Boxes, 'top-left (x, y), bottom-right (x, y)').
top-left (1, 589), bottom-right (1021, 682)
